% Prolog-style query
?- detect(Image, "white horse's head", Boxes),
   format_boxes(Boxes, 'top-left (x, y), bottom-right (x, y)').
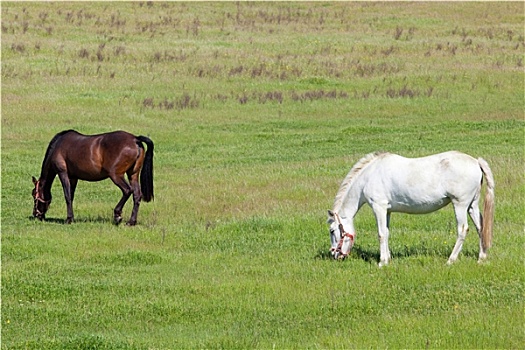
top-left (327, 210), bottom-right (355, 260)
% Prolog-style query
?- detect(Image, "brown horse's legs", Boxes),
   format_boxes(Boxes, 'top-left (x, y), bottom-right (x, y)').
top-left (70, 178), bottom-right (78, 203)
top-left (111, 175), bottom-right (133, 225)
top-left (58, 172), bottom-right (75, 224)
top-left (127, 175), bottom-right (143, 226)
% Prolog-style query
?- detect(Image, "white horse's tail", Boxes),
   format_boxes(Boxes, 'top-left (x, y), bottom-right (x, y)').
top-left (478, 158), bottom-right (495, 250)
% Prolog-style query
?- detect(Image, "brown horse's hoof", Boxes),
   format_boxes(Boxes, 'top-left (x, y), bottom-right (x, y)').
top-left (126, 220), bottom-right (136, 226)
top-left (114, 216), bottom-right (122, 225)
top-left (65, 218), bottom-right (74, 224)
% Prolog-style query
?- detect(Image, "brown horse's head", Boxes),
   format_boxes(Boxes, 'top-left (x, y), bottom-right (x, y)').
top-left (32, 176), bottom-right (51, 220)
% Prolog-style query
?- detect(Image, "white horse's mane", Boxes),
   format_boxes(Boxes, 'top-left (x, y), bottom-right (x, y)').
top-left (333, 151), bottom-right (389, 212)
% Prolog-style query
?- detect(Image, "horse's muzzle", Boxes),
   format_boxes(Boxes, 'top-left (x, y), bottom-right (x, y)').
top-left (333, 251), bottom-right (348, 260)
top-left (330, 248), bottom-right (347, 260)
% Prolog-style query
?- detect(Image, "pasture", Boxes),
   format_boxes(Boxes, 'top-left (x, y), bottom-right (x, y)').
top-left (2, 2), bottom-right (524, 349)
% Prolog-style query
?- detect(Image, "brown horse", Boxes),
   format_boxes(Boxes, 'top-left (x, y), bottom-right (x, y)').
top-left (32, 130), bottom-right (154, 225)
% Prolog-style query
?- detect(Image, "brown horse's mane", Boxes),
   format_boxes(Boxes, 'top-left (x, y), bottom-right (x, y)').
top-left (40, 130), bottom-right (76, 175)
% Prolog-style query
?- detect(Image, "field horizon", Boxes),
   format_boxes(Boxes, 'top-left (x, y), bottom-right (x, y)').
top-left (2, 2), bottom-right (524, 349)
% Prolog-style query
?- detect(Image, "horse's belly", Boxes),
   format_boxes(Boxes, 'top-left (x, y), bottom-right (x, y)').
top-left (80, 173), bottom-right (109, 182)
top-left (389, 197), bottom-right (451, 214)
top-left (67, 162), bottom-right (108, 181)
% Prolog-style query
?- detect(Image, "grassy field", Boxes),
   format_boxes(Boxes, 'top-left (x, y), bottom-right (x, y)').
top-left (2, 2), bottom-right (524, 349)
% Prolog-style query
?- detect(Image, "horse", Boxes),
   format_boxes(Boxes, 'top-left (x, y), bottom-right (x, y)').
top-left (327, 151), bottom-right (494, 266)
top-left (32, 129), bottom-right (154, 226)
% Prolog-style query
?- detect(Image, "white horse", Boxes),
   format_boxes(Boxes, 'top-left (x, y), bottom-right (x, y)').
top-left (327, 151), bottom-right (494, 266)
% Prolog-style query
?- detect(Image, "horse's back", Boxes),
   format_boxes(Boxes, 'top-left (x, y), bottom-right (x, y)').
top-left (409, 151), bottom-right (480, 184)
top-left (99, 130), bottom-right (138, 151)
top-left (363, 151), bottom-right (482, 213)
top-left (59, 130), bottom-right (137, 153)
top-left (381, 151), bottom-right (480, 181)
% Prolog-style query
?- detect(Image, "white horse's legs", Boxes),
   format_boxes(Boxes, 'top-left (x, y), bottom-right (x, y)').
top-left (447, 204), bottom-right (469, 265)
top-left (373, 205), bottom-right (391, 267)
top-left (468, 204), bottom-right (487, 262)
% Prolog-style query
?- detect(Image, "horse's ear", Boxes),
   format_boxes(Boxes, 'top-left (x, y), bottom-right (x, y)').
top-left (327, 210), bottom-right (335, 224)
top-left (32, 176), bottom-right (38, 185)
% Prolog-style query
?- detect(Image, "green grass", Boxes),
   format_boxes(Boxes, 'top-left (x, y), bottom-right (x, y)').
top-left (2, 2), bottom-right (524, 349)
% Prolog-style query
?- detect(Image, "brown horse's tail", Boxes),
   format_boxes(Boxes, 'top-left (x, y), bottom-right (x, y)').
top-left (478, 158), bottom-right (494, 250)
top-left (137, 136), bottom-right (154, 202)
